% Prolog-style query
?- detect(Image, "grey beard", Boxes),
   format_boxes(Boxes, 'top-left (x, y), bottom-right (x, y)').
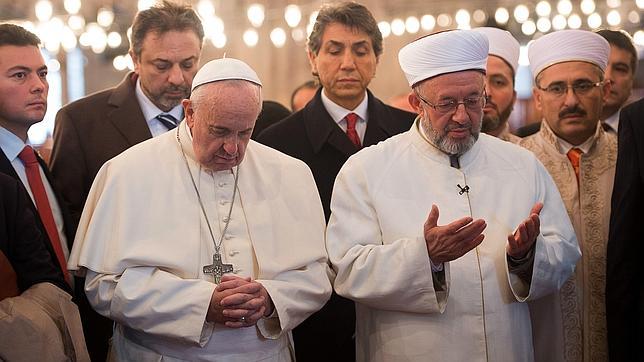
top-left (422, 116), bottom-right (481, 156)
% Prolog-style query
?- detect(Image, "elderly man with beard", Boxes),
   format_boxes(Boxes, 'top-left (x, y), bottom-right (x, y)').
top-left (519, 30), bottom-right (615, 361)
top-left (325, 29), bottom-right (580, 361)
top-left (473, 27), bottom-right (521, 143)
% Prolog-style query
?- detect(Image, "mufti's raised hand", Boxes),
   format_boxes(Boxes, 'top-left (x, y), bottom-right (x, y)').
top-left (215, 275), bottom-right (274, 328)
top-left (424, 204), bottom-right (487, 264)
top-left (507, 202), bottom-right (543, 259)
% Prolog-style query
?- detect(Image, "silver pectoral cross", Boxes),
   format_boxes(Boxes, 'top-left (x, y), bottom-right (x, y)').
top-left (203, 253), bottom-right (234, 284)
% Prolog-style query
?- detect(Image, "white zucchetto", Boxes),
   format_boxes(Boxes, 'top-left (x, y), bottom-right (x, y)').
top-left (528, 30), bottom-right (610, 79)
top-left (472, 27), bottom-right (520, 75)
top-left (191, 57), bottom-right (262, 91)
top-left (398, 30), bottom-right (489, 87)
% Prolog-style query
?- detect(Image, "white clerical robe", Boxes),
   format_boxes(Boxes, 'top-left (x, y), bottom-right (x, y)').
top-left (68, 121), bottom-right (332, 361)
top-left (326, 120), bottom-right (581, 362)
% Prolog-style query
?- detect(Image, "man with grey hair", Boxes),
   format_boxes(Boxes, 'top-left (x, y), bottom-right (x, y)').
top-left (257, 3), bottom-right (414, 358)
top-left (68, 58), bottom-right (331, 361)
top-left (326, 29), bottom-right (580, 360)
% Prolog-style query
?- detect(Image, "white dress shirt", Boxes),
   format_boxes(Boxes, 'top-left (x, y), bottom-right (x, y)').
top-left (321, 89), bottom-right (369, 143)
top-left (135, 79), bottom-right (183, 137)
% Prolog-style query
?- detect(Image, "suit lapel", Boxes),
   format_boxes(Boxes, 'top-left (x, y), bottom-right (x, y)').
top-left (303, 90), bottom-right (358, 157)
top-left (363, 90), bottom-right (397, 147)
top-left (107, 73), bottom-right (153, 146)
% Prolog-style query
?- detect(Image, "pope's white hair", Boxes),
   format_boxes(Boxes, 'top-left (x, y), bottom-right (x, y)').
top-left (190, 80), bottom-right (263, 116)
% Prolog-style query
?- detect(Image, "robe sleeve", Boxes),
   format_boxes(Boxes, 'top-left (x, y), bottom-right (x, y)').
top-left (85, 268), bottom-right (216, 346)
top-left (508, 157), bottom-right (581, 301)
top-left (326, 158), bottom-right (448, 314)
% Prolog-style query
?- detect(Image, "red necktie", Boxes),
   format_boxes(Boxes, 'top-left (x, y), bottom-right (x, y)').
top-left (567, 147), bottom-right (582, 183)
top-left (18, 146), bottom-right (71, 285)
top-left (345, 113), bottom-right (362, 148)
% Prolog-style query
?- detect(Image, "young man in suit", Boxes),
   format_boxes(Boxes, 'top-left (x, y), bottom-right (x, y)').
top-left (257, 2), bottom-right (415, 361)
top-left (50, 0), bottom-right (204, 229)
top-left (606, 97), bottom-right (644, 361)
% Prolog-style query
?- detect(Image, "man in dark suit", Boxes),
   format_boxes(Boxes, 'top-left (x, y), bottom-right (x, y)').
top-left (50, 0), bottom-right (204, 228)
top-left (48, 3), bottom-right (203, 360)
top-left (257, 3), bottom-right (415, 360)
top-left (606, 97), bottom-right (644, 361)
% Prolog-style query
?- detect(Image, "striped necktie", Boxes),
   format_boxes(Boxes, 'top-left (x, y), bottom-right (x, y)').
top-left (156, 114), bottom-right (178, 130)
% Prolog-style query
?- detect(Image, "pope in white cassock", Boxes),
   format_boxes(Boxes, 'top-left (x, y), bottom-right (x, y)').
top-left (325, 30), bottom-right (582, 361)
top-left (67, 58), bottom-right (332, 361)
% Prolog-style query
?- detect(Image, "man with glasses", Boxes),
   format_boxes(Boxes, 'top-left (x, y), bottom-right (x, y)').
top-left (325, 30), bottom-right (580, 360)
top-left (519, 29), bottom-right (614, 361)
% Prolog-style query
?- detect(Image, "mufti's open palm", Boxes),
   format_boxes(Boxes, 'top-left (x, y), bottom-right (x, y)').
top-left (506, 202), bottom-right (543, 259)
top-left (424, 204), bottom-right (487, 264)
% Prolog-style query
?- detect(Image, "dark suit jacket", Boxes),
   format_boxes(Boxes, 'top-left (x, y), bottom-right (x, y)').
top-left (0, 172), bottom-right (68, 294)
top-left (257, 88), bottom-right (415, 361)
top-left (50, 72), bottom-right (151, 230)
top-left (0, 148), bottom-right (75, 273)
top-left (606, 97), bottom-right (644, 361)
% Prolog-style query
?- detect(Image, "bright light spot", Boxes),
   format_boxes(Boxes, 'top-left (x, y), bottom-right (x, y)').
top-left (607, 10), bottom-right (621, 26)
top-left (203, 16), bottom-right (225, 38)
top-left (285, 5), bottom-right (302, 28)
top-left (634, 30), bottom-right (644, 45)
top-left (68, 15), bottom-right (85, 31)
top-left (306, 22), bottom-right (314, 37)
top-left (378, 21), bottom-right (391, 38)
top-left (35, 0), bottom-right (53, 22)
top-left (28, 125), bottom-right (48, 145)
top-left (581, 0), bottom-right (596, 15)
top-left (64, 0), bottom-right (81, 14)
top-left (568, 14), bottom-right (582, 28)
top-left (519, 45), bottom-right (529, 66)
top-left (455, 9), bottom-right (471, 26)
top-left (405, 16), bottom-right (420, 34)
top-left (557, 0), bottom-right (573, 16)
top-left (113, 55), bottom-right (128, 71)
top-left (537, 17), bottom-right (552, 32)
top-left (607, 0), bottom-right (621, 8)
top-left (552, 14), bottom-right (568, 29)
top-left (628, 11), bottom-right (640, 23)
top-left (47, 58), bottom-right (60, 72)
top-left (421, 14), bottom-right (436, 30)
top-left (309, 11), bottom-right (319, 25)
top-left (473, 10), bottom-right (487, 23)
top-left (243, 29), bottom-right (259, 47)
top-left (437, 13), bottom-right (452, 27)
top-left (197, 0), bottom-right (215, 19)
top-left (638, 0), bottom-right (644, 9)
top-left (211, 33), bottom-right (227, 48)
top-left (536, 1), bottom-right (551, 17)
top-left (137, 0), bottom-right (154, 11)
top-left (107, 32), bottom-right (122, 48)
top-left (587, 12), bottom-right (603, 28)
top-left (291, 28), bottom-right (306, 42)
top-left (270, 27), bottom-right (287, 48)
top-left (61, 27), bottom-right (77, 51)
top-left (82, 23), bottom-right (107, 54)
top-left (495, 7), bottom-right (510, 24)
top-left (97, 8), bottom-right (115, 28)
top-left (247, 4), bottom-right (265, 28)
top-left (514, 5), bottom-right (530, 23)
top-left (391, 18), bottom-right (405, 36)
top-left (522, 20), bottom-right (537, 35)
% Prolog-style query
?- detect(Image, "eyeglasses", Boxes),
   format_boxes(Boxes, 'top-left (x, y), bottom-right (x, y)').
top-left (415, 92), bottom-right (486, 114)
top-left (536, 80), bottom-right (603, 97)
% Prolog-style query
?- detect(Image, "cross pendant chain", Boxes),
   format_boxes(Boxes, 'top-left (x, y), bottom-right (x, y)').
top-left (203, 252), bottom-right (234, 284)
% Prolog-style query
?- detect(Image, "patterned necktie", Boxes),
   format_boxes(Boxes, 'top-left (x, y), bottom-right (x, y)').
top-left (156, 114), bottom-right (178, 130)
top-left (344, 113), bottom-right (361, 148)
top-left (18, 146), bottom-right (71, 285)
top-left (567, 147), bottom-right (583, 182)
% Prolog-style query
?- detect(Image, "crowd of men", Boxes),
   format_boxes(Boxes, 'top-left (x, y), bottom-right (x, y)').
top-left (0, 1), bottom-right (641, 361)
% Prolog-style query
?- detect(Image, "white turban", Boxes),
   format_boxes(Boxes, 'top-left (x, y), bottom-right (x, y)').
top-left (398, 30), bottom-right (488, 87)
top-left (191, 58), bottom-right (262, 91)
top-left (472, 27), bottom-right (520, 75)
top-left (528, 30), bottom-right (610, 79)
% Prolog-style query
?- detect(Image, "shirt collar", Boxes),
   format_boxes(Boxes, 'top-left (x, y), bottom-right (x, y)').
top-left (0, 126), bottom-right (27, 162)
top-left (135, 78), bottom-right (184, 122)
top-left (602, 109), bottom-right (620, 133)
top-left (320, 89), bottom-right (369, 124)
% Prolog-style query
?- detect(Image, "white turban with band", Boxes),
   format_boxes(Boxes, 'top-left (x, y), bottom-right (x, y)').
top-left (528, 30), bottom-right (610, 78)
top-left (398, 30), bottom-right (488, 87)
top-left (472, 27), bottom-right (520, 74)
top-left (191, 57), bottom-right (262, 91)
